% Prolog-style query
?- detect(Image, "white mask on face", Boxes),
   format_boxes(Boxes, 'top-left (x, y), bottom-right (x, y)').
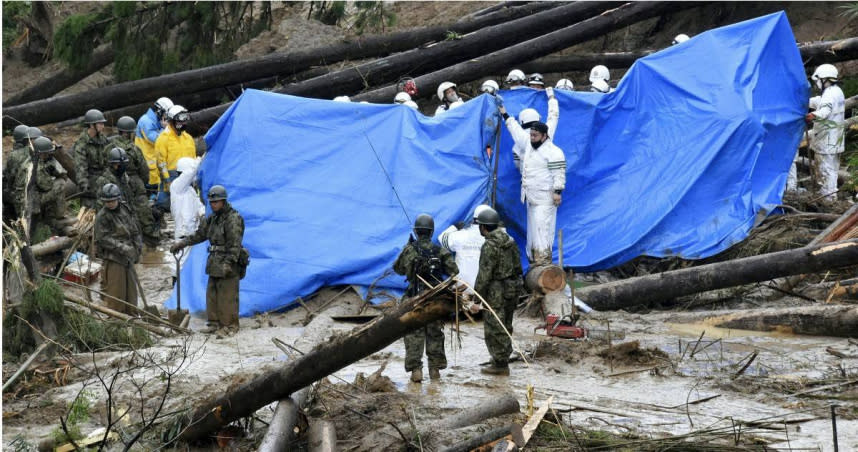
top-left (815, 79), bottom-right (823, 91)
top-left (445, 92), bottom-right (459, 103)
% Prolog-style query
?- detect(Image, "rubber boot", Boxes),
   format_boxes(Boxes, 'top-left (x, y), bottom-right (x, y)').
top-left (429, 368), bottom-right (441, 380)
top-left (480, 364), bottom-right (510, 376)
top-left (410, 369), bottom-right (423, 383)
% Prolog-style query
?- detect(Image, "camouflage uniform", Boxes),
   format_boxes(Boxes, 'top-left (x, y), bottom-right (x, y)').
top-left (181, 201), bottom-right (245, 330)
top-left (12, 156), bottom-right (68, 236)
top-left (3, 144), bottom-right (30, 219)
top-left (393, 236), bottom-right (459, 372)
top-left (73, 129), bottom-right (109, 207)
top-left (94, 202), bottom-right (142, 314)
top-left (474, 229), bottom-right (524, 368)
top-left (97, 142), bottom-right (160, 247)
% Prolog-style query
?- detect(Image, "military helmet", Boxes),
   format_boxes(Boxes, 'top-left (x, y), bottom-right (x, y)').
top-left (475, 207), bottom-right (500, 226)
top-left (208, 185), bottom-right (228, 201)
top-left (107, 147), bottom-right (127, 163)
top-left (116, 116), bottom-right (136, 133)
top-left (13, 124), bottom-right (29, 143)
top-left (84, 109), bottom-right (107, 124)
top-left (33, 137), bottom-right (55, 154)
top-left (413, 213), bottom-right (434, 233)
top-left (26, 127), bottom-right (43, 140)
top-left (100, 183), bottom-right (122, 201)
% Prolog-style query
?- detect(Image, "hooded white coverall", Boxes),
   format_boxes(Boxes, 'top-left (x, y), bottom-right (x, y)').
top-left (513, 96), bottom-right (559, 171)
top-left (809, 84), bottom-right (845, 200)
top-left (505, 118), bottom-right (566, 264)
top-left (434, 99), bottom-right (464, 116)
top-left (170, 157), bottom-right (204, 240)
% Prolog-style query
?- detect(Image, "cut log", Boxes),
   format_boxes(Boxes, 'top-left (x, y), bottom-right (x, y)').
top-left (5, 45), bottom-right (115, 106)
top-left (706, 305), bottom-right (858, 337)
top-left (307, 420), bottom-right (337, 452)
top-left (30, 236), bottom-right (73, 258)
top-left (519, 37), bottom-right (858, 74)
top-left (191, 1), bottom-right (624, 127)
top-left (257, 387), bottom-right (311, 452)
top-left (176, 278), bottom-right (459, 444)
top-left (352, 2), bottom-right (696, 104)
top-left (577, 239), bottom-right (858, 311)
top-left (524, 264), bottom-right (566, 293)
top-left (3, 2), bottom-right (559, 128)
top-left (432, 394), bottom-right (520, 431)
top-left (440, 425), bottom-right (524, 452)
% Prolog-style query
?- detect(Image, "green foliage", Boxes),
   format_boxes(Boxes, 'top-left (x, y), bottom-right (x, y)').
top-left (310, 1), bottom-right (347, 25)
top-left (51, 390), bottom-right (93, 444)
top-left (444, 31), bottom-right (463, 41)
top-left (840, 75), bottom-right (858, 99)
top-left (352, 1), bottom-right (396, 35)
top-left (839, 2), bottom-right (858, 21)
top-left (53, 11), bottom-right (108, 70)
top-left (2, 1), bottom-right (31, 50)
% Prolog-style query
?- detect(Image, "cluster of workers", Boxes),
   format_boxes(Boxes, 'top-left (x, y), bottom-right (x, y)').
top-left (3, 97), bottom-right (246, 337)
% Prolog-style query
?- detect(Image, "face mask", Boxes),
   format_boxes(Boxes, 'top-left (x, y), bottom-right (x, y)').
top-left (531, 140), bottom-right (543, 149)
top-left (175, 123), bottom-right (185, 132)
top-left (113, 163), bottom-right (127, 176)
top-left (815, 79), bottom-right (823, 91)
top-left (445, 92), bottom-right (459, 103)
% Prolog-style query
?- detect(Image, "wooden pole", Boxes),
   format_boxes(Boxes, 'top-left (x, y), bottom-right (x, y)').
top-left (257, 387), bottom-right (311, 452)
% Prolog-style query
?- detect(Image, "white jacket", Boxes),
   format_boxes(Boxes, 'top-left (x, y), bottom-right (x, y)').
top-left (513, 96), bottom-right (559, 170)
top-left (505, 116), bottom-right (566, 205)
top-left (170, 157), bottom-right (205, 240)
top-left (809, 85), bottom-right (845, 155)
top-left (434, 98), bottom-right (465, 116)
top-left (439, 224), bottom-right (485, 292)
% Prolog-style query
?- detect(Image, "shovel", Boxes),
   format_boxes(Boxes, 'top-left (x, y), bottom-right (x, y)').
top-left (169, 248), bottom-right (190, 326)
top-left (128, 263), bottom-right (162, 321)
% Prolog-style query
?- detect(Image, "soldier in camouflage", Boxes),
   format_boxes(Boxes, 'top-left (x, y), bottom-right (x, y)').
top-left (94, 183), bottom-right (142, 314)
top-left (170, 185), bottom-right (246, 336)
top-left (3, 125), bottom-right (39, 220)
top-left (73, 109), bottom-right (110, 208)
top-left (95, 148), bottom-right (136, 208)
top-left (473, 207), bottom-right (524, 376)
top-left (11, 136), bottom-right (69, 238)
top-left (393, 213), bottom-right (459, 383)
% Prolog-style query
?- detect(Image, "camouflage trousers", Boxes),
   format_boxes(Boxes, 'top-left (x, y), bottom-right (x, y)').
top-left (102, 260), bottom-right (138, 315)
top-left (484, 294), bottom-right (516, 366)
top-left (403, 320), bottom-right (446, 372)
top-left (207, 276), bottom-right (239, 330)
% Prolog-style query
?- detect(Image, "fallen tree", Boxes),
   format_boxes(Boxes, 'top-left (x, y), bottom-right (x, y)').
top-left (707, 304), bottom-right (858, 337)
top-left (577, 239), bottom-right (858, 311)
top-left (352, 2), bottom-right (696, 104)
top-left (191, 1), bottom-right (625, 127)
top-left (5, 45), bottom-right (115, 106)
top-left (3, 2), bottom-right (559, 128)
top-left (176, 277), bottom-right (459, 444)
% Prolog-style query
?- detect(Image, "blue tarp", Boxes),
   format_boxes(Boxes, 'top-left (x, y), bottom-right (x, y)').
top-left (166, 11), bottom-right (807, 316)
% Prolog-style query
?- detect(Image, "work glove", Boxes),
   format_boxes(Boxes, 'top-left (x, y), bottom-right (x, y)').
top-left (170, 241), bottom-right (186, 254)
top-left (494, 94), bottom-right (504, 109)
top-left (545, 87), bottom-right (554, 98)
top-left (805, 113), bottom-right (815, 126)
top-left (454, 221), bottom-right (465, 230)
top-left (469, 301), bottom-right (482, 314)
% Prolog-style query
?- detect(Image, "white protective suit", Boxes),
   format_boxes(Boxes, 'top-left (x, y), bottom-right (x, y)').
top-left (505, 118), bottom-right (566, 264)
top-left (434, 98), bottom-right (465, 116)
top-left (170, 157), bottom-right (205, 240)
top-left (513, 95), bottom-right (559, 171)
top-left (809, 84), bottom-right (845, 199)
top-left (439, 223), bottom-right (484, 293)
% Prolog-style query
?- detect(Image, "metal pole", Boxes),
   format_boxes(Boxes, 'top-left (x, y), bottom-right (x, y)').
top-left (831, 404), bottom-right (839, 452)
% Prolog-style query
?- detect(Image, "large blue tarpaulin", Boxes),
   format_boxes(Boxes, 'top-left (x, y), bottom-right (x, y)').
top-left (166, 12), bottom-right (807, 316)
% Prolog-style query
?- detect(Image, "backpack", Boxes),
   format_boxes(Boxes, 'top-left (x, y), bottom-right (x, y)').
top-left (408, 244), bottom-right (443, 296)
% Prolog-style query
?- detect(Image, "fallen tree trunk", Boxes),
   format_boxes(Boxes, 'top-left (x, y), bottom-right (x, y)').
top-left (31, 236), bottom-right (73, 257)
top-left (191, 1), bottom-right (623, 127)
top-left (440, 425), bottom-right (524, 452)
top-left (5, 45), bottom-right (115, 106)
top-left (177, 278), bottom-right (458, 444)
top-left (519, 37), bottom-right (858, 74)
top-left (63, 294), bottom-right (170, 336)
top-left (577, 239), bottom-right (858, 311)
top-left (307, 420), bottom-right (337, 452)
top-left (257, 387), bottom-right (311, 452)
top-left (353, 2), bottom-right (696, 104)
top-left (524, 264), bottom-right (566, 293)
top-left (3, 2), bottom-right (558, 128)
top-left (432, 393), bottom-right (520, 431)
top-left (707, 305), bottom-right (858, 337)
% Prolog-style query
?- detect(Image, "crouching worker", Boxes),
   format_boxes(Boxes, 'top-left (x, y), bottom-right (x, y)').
top-left (170, 185), bottom-right (247, 337)
top-left (94, 183), bottom-right (142, 314)
top-left (393, 214), bottom-right (458, 383)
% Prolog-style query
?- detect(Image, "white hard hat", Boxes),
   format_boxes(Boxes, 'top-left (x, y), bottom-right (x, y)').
top-left (555, 79), bottom-right (574, 91)
top-left (176, 157), bottom-right (197, 174)
top-left (333, 96), bottom-right (351, 102)
top-left (812, 64), bottom-right (838, 81)
top-left (437, 81), bottom-right (457, 101)
top-left (480, 79), bottom-right (499, 95)
top-left (590, 79), bottom-right (610, 93)
top-left (672, 33), bottom-right (690, 45)
top-left (506, 69), bottom-right (525, 83)
top-left (154, 97), bottom-right (174, 116)
top-left (394, 92), bottom-right (412, 104)
top-left (518, 108), bottom-right (541, 125)
top-left (527, 73), bottom-right (545, 86)
top-left (473, 204), bottom-right (491, 220)
top-left (166, 105), bottom-right (189, 122)
top-left (589, 65), bottom-right (610, 83)
top-left (403, 100), bottom-right (419, 110)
